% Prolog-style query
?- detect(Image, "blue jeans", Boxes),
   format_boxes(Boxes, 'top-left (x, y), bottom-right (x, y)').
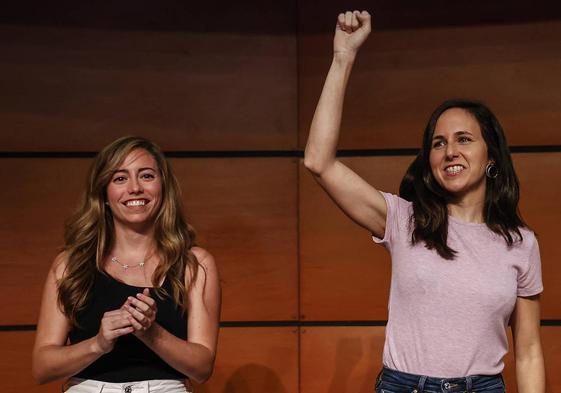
top-left (375, 367), bottom-right (506, 393)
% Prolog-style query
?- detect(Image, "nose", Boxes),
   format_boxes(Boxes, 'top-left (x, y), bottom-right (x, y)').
top-left (128, 177), bottom-right (143, 194)
top-left (445, 141), bottom-right (459, 159)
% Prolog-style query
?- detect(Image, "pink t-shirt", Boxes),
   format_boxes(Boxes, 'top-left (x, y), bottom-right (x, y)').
top-left (373, 193), bottom-right (543, 377)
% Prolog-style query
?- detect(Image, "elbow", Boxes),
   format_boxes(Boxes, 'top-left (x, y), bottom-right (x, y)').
top-left (303, 152), bottom-right (326, 177)
top-left (32, 352), bottom-right (57, 385)
top-left (32, 364), bottom-right (51, 385)
top-left (190, 355), bottom-right (216, 384)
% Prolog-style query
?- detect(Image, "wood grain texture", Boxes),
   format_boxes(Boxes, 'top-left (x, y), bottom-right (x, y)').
top-left (299, 21), bottom-right (561, 149)
top-left (0, 331), bottom-right (64, 393)
top-left (194, 327), bottom-right (299, 393)
top-left (0, 157), bottom-right (298, 324)
top-left (515, 153), bottom-right (561, 319)
top-left (0, 25), bottom-right (297, 151)
top-left (171, 158), bottom-right (299, 321)
top-left (300, 326), bottom-right (384, 393)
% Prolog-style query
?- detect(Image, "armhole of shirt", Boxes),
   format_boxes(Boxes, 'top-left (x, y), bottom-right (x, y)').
top-left (372, 192), bottom-right (393, 245)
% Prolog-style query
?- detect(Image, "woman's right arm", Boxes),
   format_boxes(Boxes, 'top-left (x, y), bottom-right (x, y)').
top-left (32, 253), bottom-right (134, 384)
top-left (304, 10), bottom-right (387, 238)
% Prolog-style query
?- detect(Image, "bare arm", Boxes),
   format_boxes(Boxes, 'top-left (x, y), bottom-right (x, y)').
top-left (126, 247), bottom-right (221, 384)
top-left (32, 253), bottom-right (134, 384)
top-left (511, 295), bottom-right (545, 393)
top-left (304, 10), bottom-right (387, 238)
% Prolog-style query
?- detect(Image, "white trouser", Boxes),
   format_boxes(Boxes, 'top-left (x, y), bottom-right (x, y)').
top-left (62, 378), bottom-right (193, 393)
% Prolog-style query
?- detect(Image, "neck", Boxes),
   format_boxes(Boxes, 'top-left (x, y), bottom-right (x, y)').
top-left (111, 220), bottom-right (157, 261)
top-left (447, 191), bottom-right (486, 223)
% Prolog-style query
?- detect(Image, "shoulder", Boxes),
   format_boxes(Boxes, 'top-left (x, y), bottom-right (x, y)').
top-left (187, 246), bottom-right (218, 281)
top-left (380, 192), bottom-right (413, 218)
top-left (518, 227), bottom-right (538, 249)
top-left (50, 251), bottom-right (70, 281)
top-left (191, 247), bottom-right (216, 269)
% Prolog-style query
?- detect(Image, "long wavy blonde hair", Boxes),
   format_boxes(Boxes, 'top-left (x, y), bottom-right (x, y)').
top-left (58, 136), bottom-right (199, 327)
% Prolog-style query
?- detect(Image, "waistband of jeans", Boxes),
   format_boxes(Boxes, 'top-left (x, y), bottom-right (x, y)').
top-left (378, 367), bottom-right (503, 393)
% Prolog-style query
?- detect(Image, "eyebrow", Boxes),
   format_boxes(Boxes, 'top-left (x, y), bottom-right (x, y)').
top-left (112, 167), bottom-right (157, 174)
top-left (432, 131), bottom-right (474, 140)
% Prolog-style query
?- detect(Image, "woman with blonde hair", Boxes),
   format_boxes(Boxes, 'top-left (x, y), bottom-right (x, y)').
top-left (305, 10), bottom-right (545, 393)
top-left (32, 136), bottom-right (221, 392)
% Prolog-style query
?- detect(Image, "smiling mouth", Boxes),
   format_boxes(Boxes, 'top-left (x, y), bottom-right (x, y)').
top-left (124, 199), bottom-right (149, 207)
top-left (444, 165), bottom-right (465, 175)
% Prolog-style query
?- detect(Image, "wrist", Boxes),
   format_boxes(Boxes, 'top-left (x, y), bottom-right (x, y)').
top-left (137, 322), bottom-right (161, 344)
top-left (90, 336), bottom-right (106, 356)
top-left (333, 50), bottom-right (357, 65)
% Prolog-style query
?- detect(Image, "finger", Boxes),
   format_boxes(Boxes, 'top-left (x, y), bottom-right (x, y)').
top-left (112, 326), bottom-right (135, 337)
top-left (125, 304), bottom-right (148, 325)
top-left (128, 296), bottom-right (151, 313)
top-left (136, 290), bottom-right (156, 306)
top-left (345, 11), bottom-right (353, 31)
top-left (351, 10), bottom-right (359, 31)
top-left (356, 10), bottom-right (372, 30)
top-left (127, 296), bottom-right (148, 311)
top-left (103, 309), bottom-right (127, 317)
top-left (337, 13), bottom-right (345, 30)
top-left (127, 314), bottom-right (144, 331)
top-left (103, 315), bottom-right (133, 330)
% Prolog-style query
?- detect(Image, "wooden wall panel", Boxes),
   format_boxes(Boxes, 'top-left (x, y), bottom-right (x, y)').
top-left (0, 331), bottom-right (62, 392)
top-left (300, 153), bottom-right (561, 320)
top-left (300, 326), bottom-right (384, 393)
top-left (0, 159), bottom-right (89, 325)
top-left (515, 153), bottom-right (561, 318)
top-left (298, 21), bottom-right (561, 149)
top-left (172, 158), bottom-right (298, 321)
top-left (195, 327), bottom-right (298, 393)
top-left (0, 25), bottom-right (297, 151)
top-left (300, 326), bottom-right (561, 393)
top-left (0, 157), bottom-right (297, 324)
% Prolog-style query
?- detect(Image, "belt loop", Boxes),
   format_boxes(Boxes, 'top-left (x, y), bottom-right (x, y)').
top-left (466, 376), bottom-right (472, 393)
top-left (417, 375), bottom-right (427, 393)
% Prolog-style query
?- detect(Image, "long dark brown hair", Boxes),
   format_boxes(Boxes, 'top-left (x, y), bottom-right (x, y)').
top-left (58, 136), bottom-right (199, 326)
top-left (399, 99), bottom-right (526, 259)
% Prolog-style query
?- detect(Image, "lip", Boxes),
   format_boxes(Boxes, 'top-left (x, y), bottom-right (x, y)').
top-left (443, 164), bottom-right (465, 177)
top-left (122, 198), bottom-right (150, 207)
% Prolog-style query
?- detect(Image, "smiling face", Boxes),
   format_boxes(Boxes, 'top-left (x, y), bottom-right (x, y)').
top-left (106, 148), bottom-right (162, 229)
top-left (429, 108), bottom-right (491, 202)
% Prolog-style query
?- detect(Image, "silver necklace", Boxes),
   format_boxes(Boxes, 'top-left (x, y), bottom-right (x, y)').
top-left (111, 256), bottom-right (145, 270)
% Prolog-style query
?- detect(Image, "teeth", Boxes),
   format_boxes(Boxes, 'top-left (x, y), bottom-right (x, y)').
top-left (126, 200), bottom-right (146, 206)
top-left (445, 165), bottom-right (464, 174)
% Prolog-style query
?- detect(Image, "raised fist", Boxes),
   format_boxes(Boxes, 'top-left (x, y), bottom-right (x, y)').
top-left (334, 10), bottom-right (371, 57)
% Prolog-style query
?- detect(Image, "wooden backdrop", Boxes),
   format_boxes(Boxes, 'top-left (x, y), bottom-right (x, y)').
top-left (1, 1), bottom-right (560, 392)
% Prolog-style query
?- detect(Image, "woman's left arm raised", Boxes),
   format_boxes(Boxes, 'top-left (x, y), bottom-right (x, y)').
top-left (125, 247), bottom-right (221, 383)
top-left (511, 295), bottom-right (545, 393)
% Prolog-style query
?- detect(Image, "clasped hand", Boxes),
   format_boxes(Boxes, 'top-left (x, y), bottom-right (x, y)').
top-left (123, 288), bottom-right (158, 336)
top-left (95, 288), bottom-right (158, 354)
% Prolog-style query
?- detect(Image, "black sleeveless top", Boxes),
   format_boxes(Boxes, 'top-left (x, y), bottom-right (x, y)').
top-left (69, 271), bottom-right (187, 382)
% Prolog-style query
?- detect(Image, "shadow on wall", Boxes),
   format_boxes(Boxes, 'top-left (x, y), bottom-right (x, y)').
top-left (328, 336), bottom-right (380, 393)
top-left (222, 364), bottom-right (288, 393)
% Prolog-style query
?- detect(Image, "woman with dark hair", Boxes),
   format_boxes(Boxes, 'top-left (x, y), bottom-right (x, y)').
top-left (305, 11), bottom-right (544, 393)
top-left (32, 136), bottom-right (221, 392)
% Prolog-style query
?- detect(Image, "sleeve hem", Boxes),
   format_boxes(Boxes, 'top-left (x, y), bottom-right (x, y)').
top-left (517, 286), bottom-right (543, 297)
